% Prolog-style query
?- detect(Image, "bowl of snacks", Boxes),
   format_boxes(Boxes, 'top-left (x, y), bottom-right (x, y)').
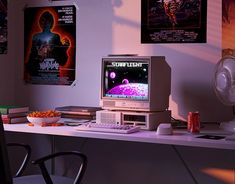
top-left (27, 110), bottom-right (61, 126)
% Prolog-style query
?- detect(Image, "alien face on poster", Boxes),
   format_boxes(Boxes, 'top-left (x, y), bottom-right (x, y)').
top-left (24, 5), bottom-right (76, 85)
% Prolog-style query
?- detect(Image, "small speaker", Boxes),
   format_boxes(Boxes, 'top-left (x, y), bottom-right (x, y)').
top-left (96, 110), bottom-right (121, 124)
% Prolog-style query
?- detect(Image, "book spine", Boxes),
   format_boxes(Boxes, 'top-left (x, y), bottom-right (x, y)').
top-left (2, 118), bottom-right (10, 124)
top-left (0, 107), bottom-right (29, 114)
top-left (8, 107), bottom-right (29, 114)
top-left (1, 112), bottom-right (27, 118)
top-left (1, 115), bottom-right (8, 119)
top-left (0, 108), bottom-right (9, 115)
top-left (2, 117), bottom-right (28, 124)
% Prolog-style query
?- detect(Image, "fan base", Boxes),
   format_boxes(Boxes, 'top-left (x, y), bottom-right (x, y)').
top-left (220, 121), bottom-right (235, 132)
top-left (225, 135), bottom-right (235, 141)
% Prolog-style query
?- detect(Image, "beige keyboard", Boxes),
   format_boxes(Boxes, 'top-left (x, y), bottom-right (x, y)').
top-left (74, 123), bottom-right (140, 134)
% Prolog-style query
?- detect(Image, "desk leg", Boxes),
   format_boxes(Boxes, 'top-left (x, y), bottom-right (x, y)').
top-left (172, 145), bottom-right (198, 184)
top-left (51, 135), bottom-right (55, 175)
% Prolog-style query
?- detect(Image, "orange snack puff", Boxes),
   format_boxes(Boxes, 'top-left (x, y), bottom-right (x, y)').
top-left (28, 110), bottom-right (61, 118)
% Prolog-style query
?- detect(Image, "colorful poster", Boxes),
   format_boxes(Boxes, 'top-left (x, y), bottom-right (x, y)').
top-left (0, 0), bottom-right (7, 54)
top-left (24, 5), bottom-right (76, 85)
top-left (141, 0), bottom-right (207, 43)
top-left (222, 0), bottom-right (235, 56)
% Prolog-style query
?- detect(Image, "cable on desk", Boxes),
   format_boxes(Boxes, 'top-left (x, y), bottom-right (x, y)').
top-left (171, 116), bottom-right (218, 128)
top-left (172, 145), bottom-right (199, 184)
top-left (171, 117), bottom-right (187, 129)
top-left (171, 116), bottom-right (187, 124)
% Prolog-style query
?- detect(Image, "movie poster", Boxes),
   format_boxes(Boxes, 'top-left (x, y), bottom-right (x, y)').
top-left (141, 0), bottom-right (207, 43)
top-left (24, 5), bottom-right (76, 85)
top-left (222, 0), bottom-right (235, 57)
top-left (0, 0), bottom-right (7, 54)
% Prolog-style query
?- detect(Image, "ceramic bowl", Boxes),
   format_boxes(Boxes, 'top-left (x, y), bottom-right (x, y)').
top-left (27, 116), bottom-right (61, 126)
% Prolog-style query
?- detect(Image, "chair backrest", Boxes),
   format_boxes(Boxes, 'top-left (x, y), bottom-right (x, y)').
top-left (0, 115), bottom-right (13, 184)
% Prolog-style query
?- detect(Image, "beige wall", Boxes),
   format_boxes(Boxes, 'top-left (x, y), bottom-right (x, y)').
top-left (5, 0), bottom-right (232, 122)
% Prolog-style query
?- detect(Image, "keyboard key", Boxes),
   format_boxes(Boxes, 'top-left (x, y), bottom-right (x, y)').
top-left (74, 123), bottom-right (140, 134)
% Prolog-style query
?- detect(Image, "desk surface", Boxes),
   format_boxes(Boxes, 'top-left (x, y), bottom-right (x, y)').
top-left (4, 123), bottom-right (235, 150)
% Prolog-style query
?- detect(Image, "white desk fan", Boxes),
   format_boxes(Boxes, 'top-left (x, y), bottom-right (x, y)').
top-left (214, 55), bottom-right (235, 137)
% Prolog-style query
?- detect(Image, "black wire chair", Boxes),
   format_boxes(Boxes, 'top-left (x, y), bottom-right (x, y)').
top-left (0, 116), bottom-right (87, 184)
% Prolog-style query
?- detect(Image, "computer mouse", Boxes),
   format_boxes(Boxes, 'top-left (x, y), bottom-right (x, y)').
top-left (156, 123), bottom-right (173, 135)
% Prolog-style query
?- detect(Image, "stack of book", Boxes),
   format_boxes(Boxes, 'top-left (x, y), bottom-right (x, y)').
top-left (0, 105), bottom-right (29, 124)
top-left (55, 106), bottom-right (102, 120)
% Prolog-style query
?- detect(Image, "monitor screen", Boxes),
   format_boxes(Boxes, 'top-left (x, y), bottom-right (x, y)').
top-left (103, 60), bottom-right (149, 100)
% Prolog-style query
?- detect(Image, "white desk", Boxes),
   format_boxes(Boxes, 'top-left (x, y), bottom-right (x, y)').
top-left (4, 123), bottom-right (235, 150)
top-left (4, 123), bottom-right (235, 184)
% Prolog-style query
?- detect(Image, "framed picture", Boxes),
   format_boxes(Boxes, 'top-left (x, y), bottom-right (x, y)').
top-left (222, 0), bottom-right (235, 56)
top-left (0, 0), bottom-right (7, 54)
top-left (24, 5), bottom-right (76, 85)
top-left (141, 0), bottom-right (207, 43)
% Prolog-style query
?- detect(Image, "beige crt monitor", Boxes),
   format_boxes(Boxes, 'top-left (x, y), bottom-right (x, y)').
top-left (100, 56), bottom-right (171, 112)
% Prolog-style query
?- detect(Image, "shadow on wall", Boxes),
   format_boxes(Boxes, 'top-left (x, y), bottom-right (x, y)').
top-left (17, 0), bottom-right (125, 110)
top-left (151, 44), bottom-right (233, 122)
top-left (112, 0), bottom-right (123, 7)
top-left (178, 61), bottom-right (233, 122)
top-left (175, 55), bottom-right (233, 122)
top-left (107, 0), bottom-right (232, 122)
top-left (180, 82), bottom-right (233, 122)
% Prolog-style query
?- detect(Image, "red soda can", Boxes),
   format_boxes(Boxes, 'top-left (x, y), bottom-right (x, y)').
top-left (187, 112), bottom-right (200, 133)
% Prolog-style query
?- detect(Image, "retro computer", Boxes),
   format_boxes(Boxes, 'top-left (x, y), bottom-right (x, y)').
top-left (96, 55), bottom-right (172, 130)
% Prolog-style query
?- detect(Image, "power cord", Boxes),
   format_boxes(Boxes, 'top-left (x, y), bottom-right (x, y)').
top-left (171, 116), bottom-right (187, 129)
